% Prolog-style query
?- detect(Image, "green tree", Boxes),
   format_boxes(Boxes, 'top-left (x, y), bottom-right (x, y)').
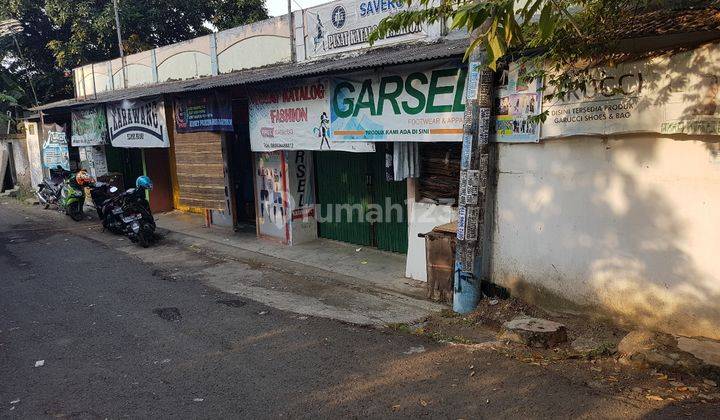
top-left (0, 0), bottom-right (268, 109)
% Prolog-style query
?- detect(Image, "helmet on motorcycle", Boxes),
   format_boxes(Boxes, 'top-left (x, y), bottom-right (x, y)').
top-left (75, 170), bottom-right (92, 186)
top-left (136, 175), bottom-right (153, 191)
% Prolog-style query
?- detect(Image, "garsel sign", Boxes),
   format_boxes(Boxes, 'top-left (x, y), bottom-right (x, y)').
top-left (106, 98), bottom-right (169, 148)
top-left (248, 79), bottom-right (374, 152)
top-left (331, 63), bottom-right (467, 141)
top-left (304, 0), bottom-right (425, 59)
top-left (541, 42), bottom-right (720, 138)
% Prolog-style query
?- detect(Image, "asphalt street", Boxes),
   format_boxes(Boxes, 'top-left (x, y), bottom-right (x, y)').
top-left (0, 201), bottom-right (717, 419)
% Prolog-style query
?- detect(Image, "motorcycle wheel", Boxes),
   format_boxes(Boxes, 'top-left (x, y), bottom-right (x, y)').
top-left (68, 202), bottom-right (84, 221)
top-left (138, 230), bottom-right (150, 248)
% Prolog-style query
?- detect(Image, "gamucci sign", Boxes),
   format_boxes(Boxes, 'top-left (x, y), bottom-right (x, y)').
top-left (304, 0), bottom-right (426, 59)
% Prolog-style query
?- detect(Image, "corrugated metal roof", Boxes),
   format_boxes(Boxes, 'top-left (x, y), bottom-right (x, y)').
top-left (32, 38), bottom-right (470, 112)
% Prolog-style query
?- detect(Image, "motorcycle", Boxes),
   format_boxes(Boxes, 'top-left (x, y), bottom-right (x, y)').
top-left (102, 183), bottom-right (157, 247)
top-left (89, 181), bottom-right (121, 227)
top-left (35, 166), bottom-right (70, 209)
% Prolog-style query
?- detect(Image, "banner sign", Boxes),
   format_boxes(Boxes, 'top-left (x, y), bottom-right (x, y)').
top-left (42, 129), bottom-right (69, 170)
top-left (304, 0), bottom-right (426, 59)
top-left (174, 93), bottom-right (233, 133)
top-left (106, 98), bottom-right (169, 148)
top-left (541, 42), bottom-right (720, 138)
top-left (248, 79), bottom-right (375, 152)
top-left (330, 63), bottom-right (467, 141)
top-left (71, 106), bottom-right (108, 146)
top-left (495, 62), bottom-right (541, 143)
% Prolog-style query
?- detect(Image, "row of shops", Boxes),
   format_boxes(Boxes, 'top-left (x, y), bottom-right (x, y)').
top-left (27, 1), bottom-right (720, 339)
top-left (30, 47), bottom-right (481, 283)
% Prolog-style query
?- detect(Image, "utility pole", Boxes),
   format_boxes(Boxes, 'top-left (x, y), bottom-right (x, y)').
top-left (453, 47), bottom-right (494, 313)
top-left (112, 0), bottom-right (128, 88)
top-left (288, 0), bottom-right (296, 63)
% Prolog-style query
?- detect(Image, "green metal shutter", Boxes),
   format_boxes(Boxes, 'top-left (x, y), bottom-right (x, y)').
top-left (315, 151), bottom-right (371, 246)
top-left (370, 148), bottom-right (408, 254)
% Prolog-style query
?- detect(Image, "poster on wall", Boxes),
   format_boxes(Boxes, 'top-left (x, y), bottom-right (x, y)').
top-left (106, 97), bottom-right (169, 148)
top-left (42, 129), bottom-right (70, 170)
top-left (248, 79), bottom-right (374, 152)
top-left (286, 150), bottom-right (317, 245)
top-left (330, 62), bottom-right (467, 141)
top-left (71, 106), bottom-right (109, 146)
top-left (174, 93), bottom-right (233, 133)
top-left (495, 61), bottom-right (542, 143)
top-left (80, 146), bottom-right (108, 178)
top-left (255, 151), bottom-right (288, 241)
top-left (541, 42), bottom-right (720, 138)
top-left (304, 0), bottom-right (426, 59)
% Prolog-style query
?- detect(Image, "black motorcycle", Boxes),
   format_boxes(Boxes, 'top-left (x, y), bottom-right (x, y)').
top-left (101, 186), bottom-right (157, 247)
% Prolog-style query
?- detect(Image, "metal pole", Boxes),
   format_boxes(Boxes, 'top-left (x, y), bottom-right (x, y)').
top-left (112, 0), bottom-right (128, 88)
top-left (288, 0), bottom-right (296, 63)
top-left (453, 47), bottom-right (494, 313)
top-left (11, 34), bottom-right (39, 106)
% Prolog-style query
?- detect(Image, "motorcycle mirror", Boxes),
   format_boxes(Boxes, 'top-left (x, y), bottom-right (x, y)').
top-left (109, 186), bottom-right (118, 193)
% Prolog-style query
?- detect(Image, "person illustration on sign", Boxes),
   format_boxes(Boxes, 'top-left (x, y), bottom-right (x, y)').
top-left (312, 13), bottom-right (326, 53)
top-left (318, 112), bottom-right (331, 150)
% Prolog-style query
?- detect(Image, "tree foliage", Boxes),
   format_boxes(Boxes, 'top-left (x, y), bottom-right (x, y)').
top-left (0, 0), bottom-right (268, 110)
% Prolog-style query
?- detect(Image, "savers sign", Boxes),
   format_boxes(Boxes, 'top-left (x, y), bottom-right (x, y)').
top-left (330, 63), bottom-right (467, 141)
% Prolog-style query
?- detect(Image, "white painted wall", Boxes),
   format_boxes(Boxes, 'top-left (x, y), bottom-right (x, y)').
top-left (492, 135), bottom-right (720, 339)
top-left (406, 201), bottom-right (457, 281)
top-left (23, 122), bottom-right (43, 188)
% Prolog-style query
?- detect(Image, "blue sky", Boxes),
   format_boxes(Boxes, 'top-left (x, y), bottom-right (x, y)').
top-left (265, 0), bottom-right (330, 17)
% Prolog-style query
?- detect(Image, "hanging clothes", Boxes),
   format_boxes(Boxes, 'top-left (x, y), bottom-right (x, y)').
top-left (393, 142), bottom-right (420, 180)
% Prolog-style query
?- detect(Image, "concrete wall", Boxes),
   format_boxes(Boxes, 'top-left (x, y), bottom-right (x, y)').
top-left (0, 135), bottom-right (31, 190)
top-left (491, 135), bottom-right (720, 339)
top-left (22, 121), bottom-right (43, 187)
top-left (216, 16), bottom-right (291, 74)
top-left (406, 201), bottom-right (457, 281)
top-left (156, 36), bottom-right (212, 82)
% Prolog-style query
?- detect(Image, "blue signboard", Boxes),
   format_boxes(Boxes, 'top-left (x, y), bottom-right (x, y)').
top-left (174, 93), bottom-right (233, 133)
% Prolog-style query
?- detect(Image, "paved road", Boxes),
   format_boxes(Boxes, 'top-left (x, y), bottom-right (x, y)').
top-left (0, 201), bottom-right (716, 419)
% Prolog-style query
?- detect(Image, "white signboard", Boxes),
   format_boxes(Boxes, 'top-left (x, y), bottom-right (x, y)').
top-left (330, 62), bottom-right (467, 141)
top-left (304, 0), bottom-right (426, 59)
top-left (106, 98), bottom-right (169, 148)
top-left (248, 79), bottom-right (374, 152)
top-left (542, 42), bottom-right (720, 138)
top-left (42, 130), bottom-right (70, 170)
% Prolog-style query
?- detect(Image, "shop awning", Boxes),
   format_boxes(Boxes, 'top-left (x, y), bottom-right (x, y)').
top-left (31, 37), bottom-right (470, 112)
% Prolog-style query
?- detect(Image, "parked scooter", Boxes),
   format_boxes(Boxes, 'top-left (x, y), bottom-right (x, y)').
top-left (89, 181), bottom-right (121, 226)
top-left (101, 176), bottom-right (157, 247)
top-left (59, 170), bottom-right (93, 221)
top-left (35, 166), bottom-right (70, 209)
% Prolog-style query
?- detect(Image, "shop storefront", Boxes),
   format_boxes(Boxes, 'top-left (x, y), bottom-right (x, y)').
top-left (246, 59), bottom-right (468, 255)
top-left (105, 97), bottom-right (174, 213)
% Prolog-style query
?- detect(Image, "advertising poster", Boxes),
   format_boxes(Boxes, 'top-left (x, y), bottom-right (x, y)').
top-left (495, 61), bottom-right (542, 143)
top-left (80, 146), bottom-right (108, 178)
top-left (174, 93), bottom-right (233, 133)
top-left (330, 63), bottom-right (467, 141)
top-left (541, 42), bottom-right (720, 138)
top-left (42, 130), bottom-right (70, 170)
top-left (255, 151), bottom-right (288, 241)
top-left (71, 106), bottom-right (109, 146)
top-left (248, 78), bottom-right (374, 152)
top-left (106, 97), bottom-right (169, 148)
top-left (304, 0), bottom-right (426, 59)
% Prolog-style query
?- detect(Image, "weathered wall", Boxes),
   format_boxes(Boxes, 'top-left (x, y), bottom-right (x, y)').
top-left (492, 135), bottom-right (720, 339)
top-left (22, 121), bottom-right (43, 187)
top-left (406, 201), bottom-right (457, 282)
top-left (216, 16), bottom-right (291, 74)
